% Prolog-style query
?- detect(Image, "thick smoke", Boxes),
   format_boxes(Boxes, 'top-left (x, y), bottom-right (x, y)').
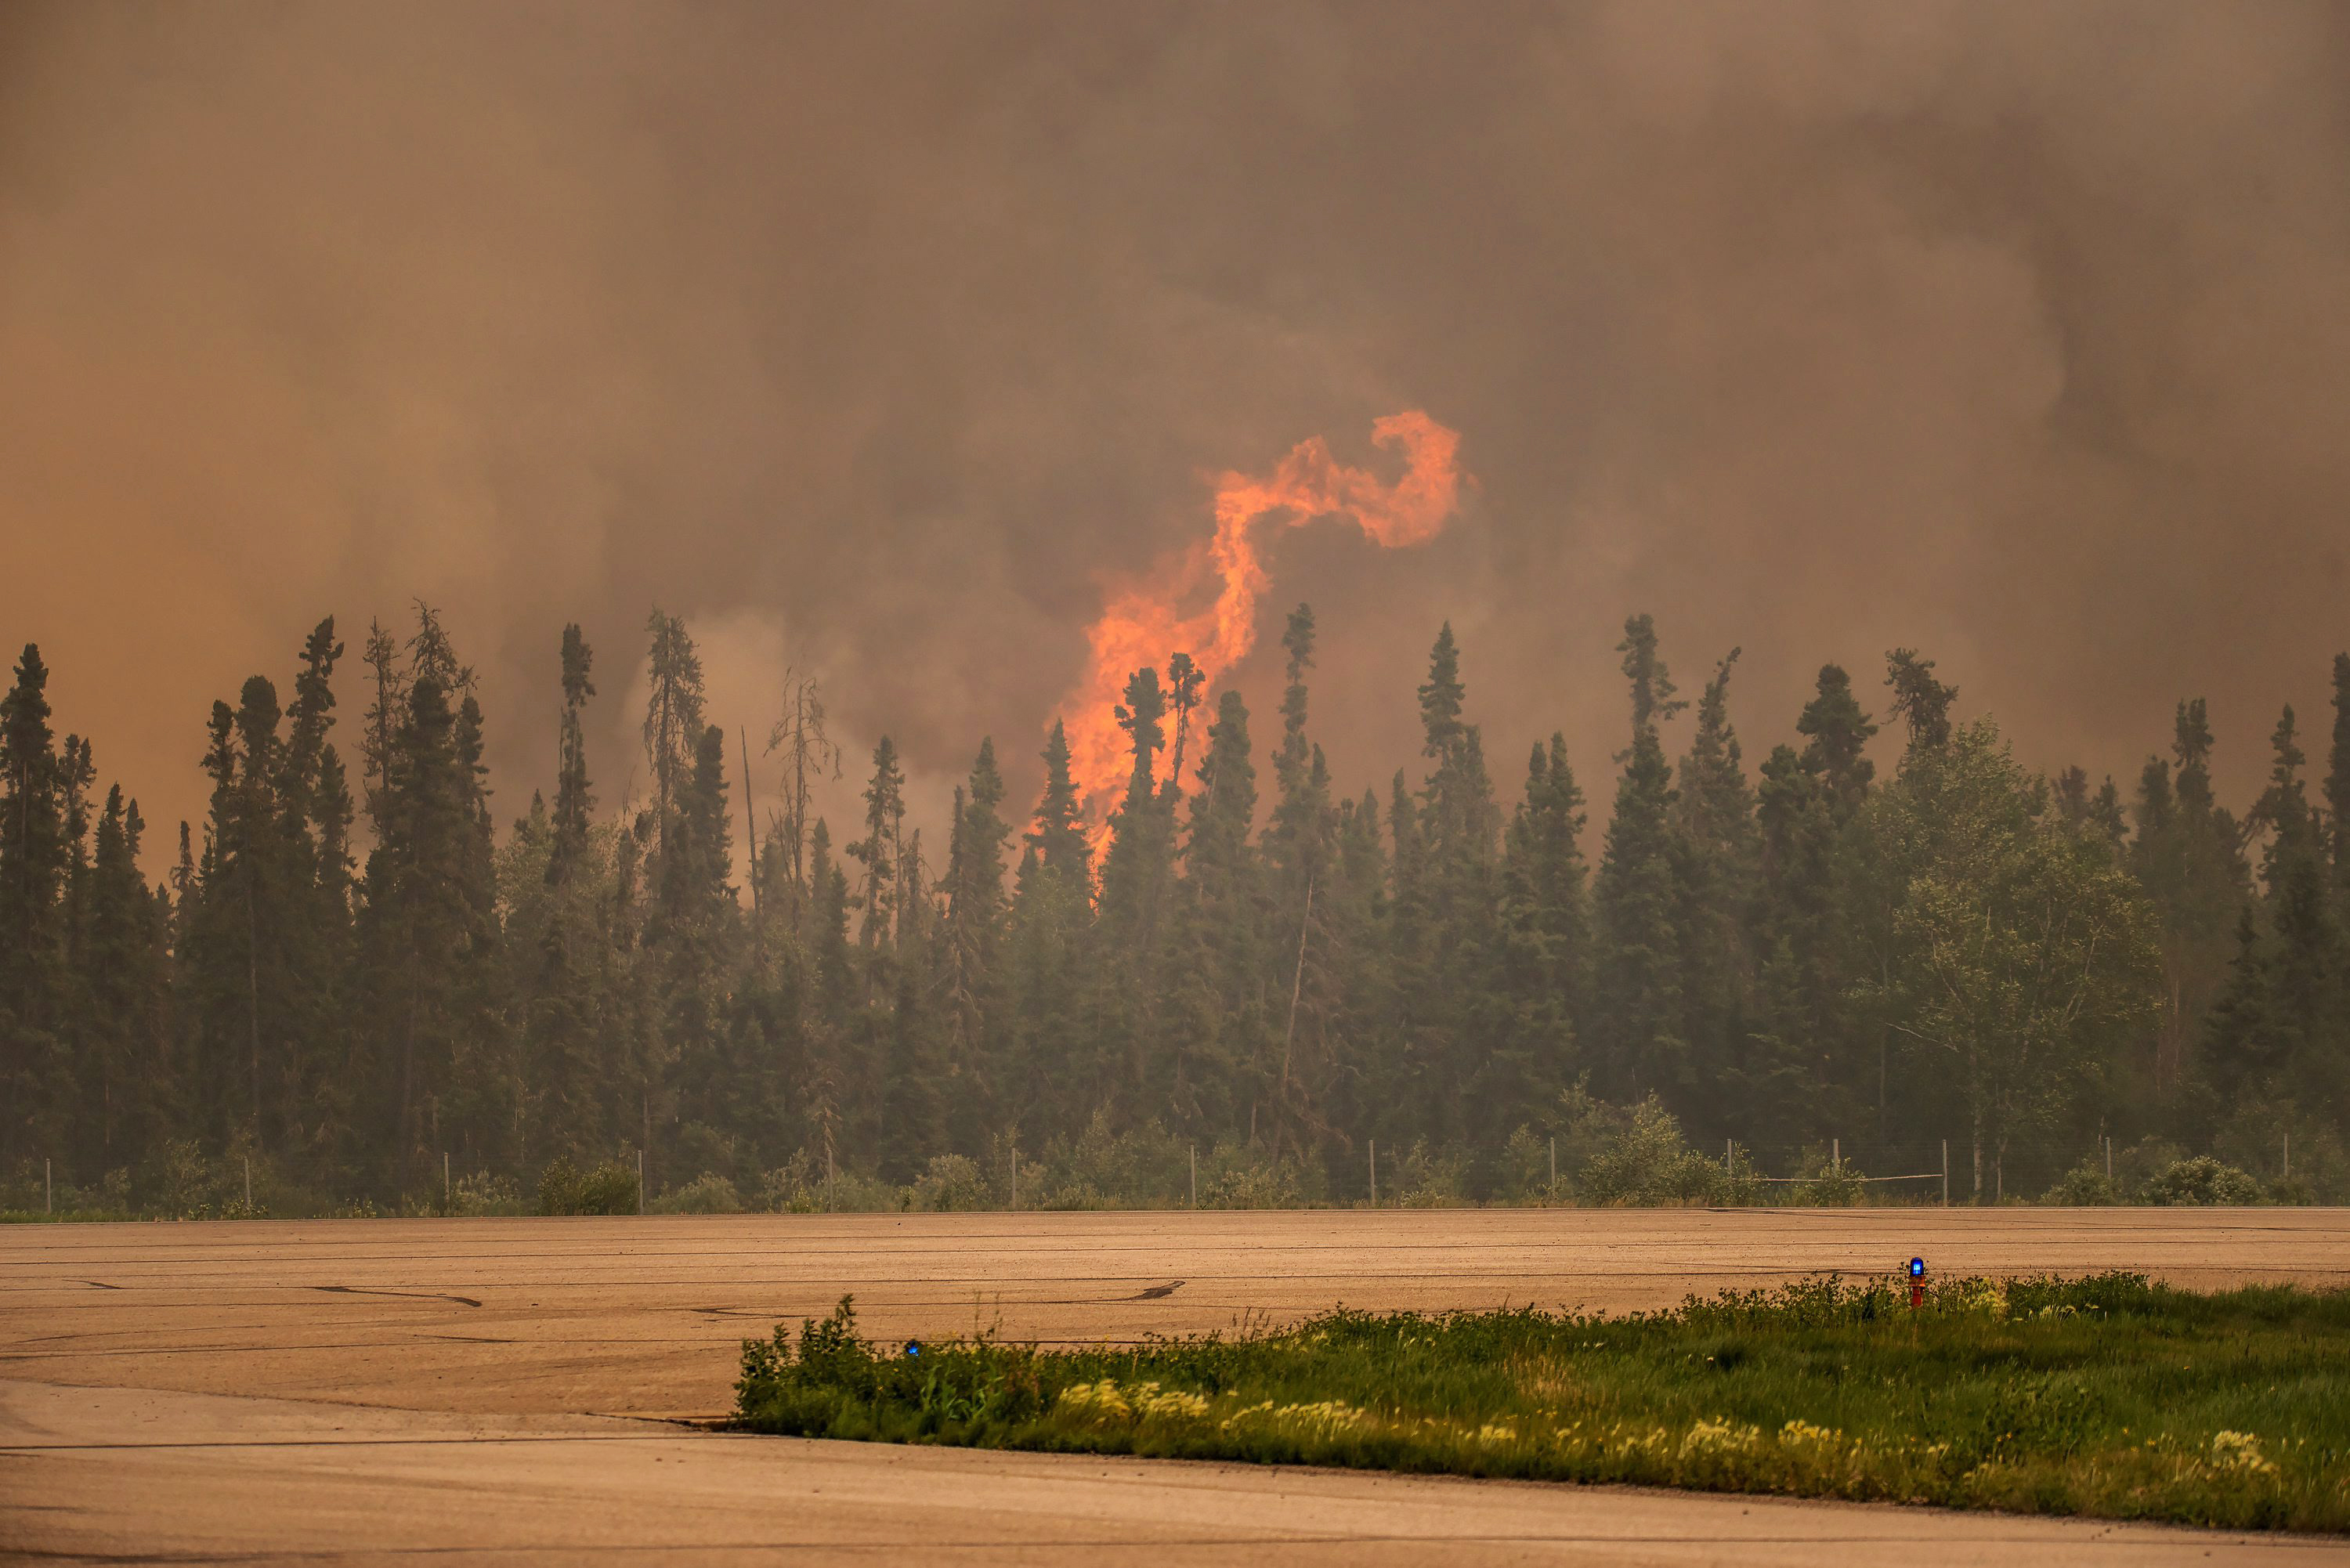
top-left (4, 2), bottom-right (2347, 857)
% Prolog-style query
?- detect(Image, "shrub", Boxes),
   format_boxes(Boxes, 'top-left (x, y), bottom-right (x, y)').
top-left (1578, 1096), bottom-right (1723, 1205)
top-left (1789, 1156), bottom-right (1865, 1207)
top-left (2141, 1155), bottom-right (2264, 1207)
top-left (1200, 1159), bottom-right (1301, 1210)
top-left (1390, 1139), bottom-right (1471, 1207)
top-left (1023, 1114), bottom-right (1189, 1209)
top-left (2041, 1160), bottom-right (2120, 1206)
top-left (538, 1157), bottom-right (640, 1216)
top-left (653, 1172), bottom-right (744, 1214)
top-left (446, 1171), bottom-right (525, 1216)
top-left (910, 1155), bottom-right (990, 1212)
top-left (1494, 1125), bottom-right (1564, 1205)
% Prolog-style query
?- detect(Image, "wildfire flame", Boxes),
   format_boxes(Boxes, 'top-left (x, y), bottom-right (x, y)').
top-left (1058, 410), bottom-right (1465, 833)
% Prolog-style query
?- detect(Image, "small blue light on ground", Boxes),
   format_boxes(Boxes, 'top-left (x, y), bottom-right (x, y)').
top-left (1908, 1256), bottom-right (1926, 1278)
top-left (904, 1339), bottom-right (921, 1357)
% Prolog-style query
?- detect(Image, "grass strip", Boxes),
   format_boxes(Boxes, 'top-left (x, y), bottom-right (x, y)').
top-left (733, 1273), bottom-right (2350, 1532)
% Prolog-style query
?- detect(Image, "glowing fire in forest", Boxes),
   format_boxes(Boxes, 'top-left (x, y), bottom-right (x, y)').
top-left (1057, 410), bottom-right (1465, 834)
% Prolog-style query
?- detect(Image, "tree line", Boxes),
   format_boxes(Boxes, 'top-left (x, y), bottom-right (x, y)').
top-left (3, 605), bottom-right (2345, 1211)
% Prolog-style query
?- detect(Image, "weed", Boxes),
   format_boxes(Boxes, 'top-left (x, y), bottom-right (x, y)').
top-left (732, 1274), bottom-right (2350, 1532)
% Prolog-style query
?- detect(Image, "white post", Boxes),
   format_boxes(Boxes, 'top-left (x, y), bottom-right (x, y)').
top-left (1010, 1140), bottom-right (1018, 1212)
top-left (1549, 1136), bottom-right (1557, 1199)
top-left (636, 1149), bottom-right (644, 1216)
top-left (1832, 1137), bottom-right (1839, 1176)
top-left (1940, 1139), bottom-right (1948, 1208)
top-left (2105, 1136), bottom-right (2112, 1183)
top-left (1368, 1139), bottom-right (1376, 1209)
top-left (1188, 1145), bottom-right (1196, 1209)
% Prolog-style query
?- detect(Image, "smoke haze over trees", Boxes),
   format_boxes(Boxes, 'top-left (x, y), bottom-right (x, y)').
top-left (4, 612), bottom-right (2346, 1209)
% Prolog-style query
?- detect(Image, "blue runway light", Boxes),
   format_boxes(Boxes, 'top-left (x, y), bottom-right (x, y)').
top-left (904, 1339), bottom-right (921, 1358)
top-left (1908, 1256), bottom-right (1926, 1278)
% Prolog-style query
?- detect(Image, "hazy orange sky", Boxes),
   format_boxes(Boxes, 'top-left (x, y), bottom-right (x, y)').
top-left (5, 2), bottom-right (2348, 863)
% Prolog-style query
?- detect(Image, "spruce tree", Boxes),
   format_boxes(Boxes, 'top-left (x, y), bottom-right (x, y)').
top-left (2330, 654), bottom-right (2350, 894)
top-left (1595, 616), bottom-right (1687, 1104)
top-left (1159, 690), bottom-right (1264, 1139)
top-left (938, 739), bottom-right (1011, 1146)
top-left (1484, 735), bottom-right (1588, 1137)
top-left (1096, 666), bottom-right (1171, 942)
top-left (1797, 664), bottom-right (1878, 818)
top-left (0, 646), bottom-right (70, 1165)
top-left (1885, 649), bottom-right (1956, 757)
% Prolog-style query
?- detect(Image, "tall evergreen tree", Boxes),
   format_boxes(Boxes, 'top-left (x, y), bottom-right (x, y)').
top-left (1595, 615), bottom-right (1687, 1104)
top-left (0, 646), bottom-right (70, 1164)
top-left (1159, 690), bottom-right (1264, 1138)
top-left (1797, 664), bottom-right (1878, 818)
top-left (1672, 650), bottom-right (1757, 1131)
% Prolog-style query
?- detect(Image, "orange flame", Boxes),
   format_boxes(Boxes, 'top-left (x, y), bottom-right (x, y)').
top-left (1058, 410), bottom-right (1465, 835)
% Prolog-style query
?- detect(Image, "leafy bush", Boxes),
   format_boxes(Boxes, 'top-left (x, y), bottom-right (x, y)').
top-left (537, 1157), bottom-right (639, 1216)
top-left (444, 1170), bottom-right (526, 1216)
top-left (2042, 1159), bottom-right (2120, 1206)
top-left (2141, 1155), bottom-right (2265, 1207)
top-left (1389, 1139), bottom-right (1471, 1207)
top-left (1789, 1146), bottom-right (1866, 1206)
top-left (1032, 1113), bottom-right (1188, 1209)
top-left (1577, 1096), bottom-right (1724, 1205)
top-left (909, 1155), bottom-right (989, 1212)
top-left (1199, 1158), bottom-right (1302, 1210)
top-left (1494, 1125), bottom-right (1564, 1205)
top-left (653, 1172), bottom-right (744, 1214)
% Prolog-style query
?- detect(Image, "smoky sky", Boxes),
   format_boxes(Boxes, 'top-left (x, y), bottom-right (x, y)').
top-left (5, 1), bottom-right (2349, 861)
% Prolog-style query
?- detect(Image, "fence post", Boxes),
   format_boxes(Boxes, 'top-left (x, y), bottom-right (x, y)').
top-left (1188, 1145), bottom-right (1196, 1210)
top-left (2283, 1131), bottom-right (2290, 1181)
top-left (636, 1150), bottom-right (644, 1216)
top-left (1940, 1140), bottom-right (1948, 1208)
top-left (1368, 1139), bottom-right (1377, 1209)
top-left (1550, 1136), bottom-right (1557, 1200)
top-left (45, 1158), bottom-right (52, 1216)
top-left (444, 1151), bottom-right (451, 1209)
top-left (2105, 1136), bottom-right (2112, 1183)
top-left (244, 1156), bottom-right (252, 1212)
top-left (1832, 1137), bottom-right (1839, 1177)
top-left (1010, 1140), bottom-right (1018, 1212)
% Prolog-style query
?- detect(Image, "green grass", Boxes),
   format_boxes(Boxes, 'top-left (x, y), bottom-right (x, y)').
top-left (733, 1274), bottom-right (2350, 1532)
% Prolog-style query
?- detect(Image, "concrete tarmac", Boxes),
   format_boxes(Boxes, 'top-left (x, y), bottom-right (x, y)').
top-left (4, 1208), bottom-right (2347, 1563)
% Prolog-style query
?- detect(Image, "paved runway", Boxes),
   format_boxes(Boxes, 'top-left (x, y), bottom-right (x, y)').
top-left (5, 1208), bottom-right (2347, 1563)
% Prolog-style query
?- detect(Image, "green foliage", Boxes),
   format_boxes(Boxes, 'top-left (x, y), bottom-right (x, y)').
top-left (652, 1172), bottom-right (744, 1214)
top-left (1387, 1138), bottom-right (1471, 1207)
top-left (909, 1154), bottom-right (989, 1212)
top-left (442, 1170), bottom-right (526, 1216)
top-left (2041, 1161), bottom-right (2121, 1206)
top-left (2140, 1156), bottom-right (2266, 1207)
top-left (1564, 1091), bottom-right (1732, 1205)
top-left (736, 1275), bottom-right (2350, 1534)
top-left (537, 1157), bottom-right (639, 1216)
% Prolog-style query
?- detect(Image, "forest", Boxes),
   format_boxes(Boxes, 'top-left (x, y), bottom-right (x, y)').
top-left (2, 605), bottom-right (2345, 1216)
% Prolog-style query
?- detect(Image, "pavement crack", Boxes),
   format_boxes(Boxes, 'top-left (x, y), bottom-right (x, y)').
top-left (313, 1284), bottom-right (483, 1308)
